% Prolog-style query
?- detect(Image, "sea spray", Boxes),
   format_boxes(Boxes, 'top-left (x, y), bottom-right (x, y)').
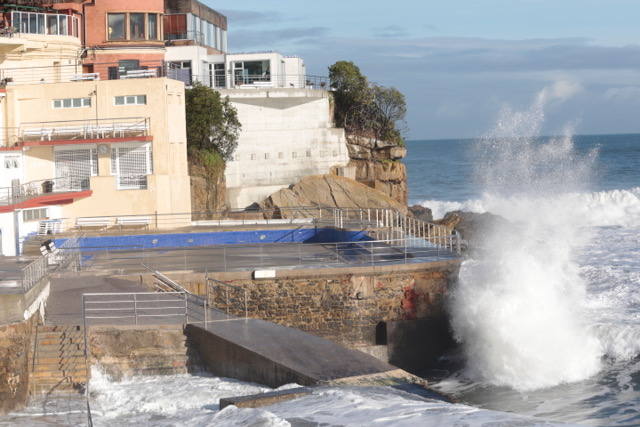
top-left (449, 82), bottom-right (603, 391)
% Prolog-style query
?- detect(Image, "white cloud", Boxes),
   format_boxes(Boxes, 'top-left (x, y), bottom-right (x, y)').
top-left (603, 86), bottom-right (640, 102)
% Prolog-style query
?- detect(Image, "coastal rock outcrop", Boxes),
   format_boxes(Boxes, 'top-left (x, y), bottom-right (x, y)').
top-left (190, 162), bottom-right (227, 213)
top-left (260, 174), bottom-right (408, 217)
top-left (346, 135), bottom-right (408, 205)
top-left (408, 205), bottom-right (433, 223)
top-left (437, 210), bottom-right (511, 250)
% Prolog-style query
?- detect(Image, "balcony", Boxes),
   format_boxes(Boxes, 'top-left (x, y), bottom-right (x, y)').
top-left (0, 61), bottom-right (168, 86)
top-left (0, 176), bottom-right (92, 213)
top-left (8, 117), bottom-right (150, 146)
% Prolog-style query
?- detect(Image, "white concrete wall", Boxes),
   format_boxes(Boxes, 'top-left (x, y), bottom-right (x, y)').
top-left (283, 57), bottom-right (305, 88)
top-left (222, 88), bottom-right (349, 209)
top-left (0, 151), bottom-right (23, 188)
top-left (0, 211), bottom-right (16, 256)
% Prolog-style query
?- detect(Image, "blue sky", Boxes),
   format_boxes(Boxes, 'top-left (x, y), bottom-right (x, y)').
top-left (207, 0), bottom-right (640, 140)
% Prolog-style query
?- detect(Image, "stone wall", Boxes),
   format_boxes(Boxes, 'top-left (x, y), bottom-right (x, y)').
top-left (0, 315), bottom-right (36, 415)
top-left (204, 264), bottom-right (458, 348)
top-left (346, 135), bottom-right (408, 205)
top-left (88, 326), bottom-right (195, 380)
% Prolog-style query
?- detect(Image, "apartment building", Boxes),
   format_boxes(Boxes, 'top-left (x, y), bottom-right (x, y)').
top-left (0, 2), bottom-right (191, 255)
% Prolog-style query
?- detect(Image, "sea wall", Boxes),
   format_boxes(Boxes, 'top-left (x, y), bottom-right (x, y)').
top-left (151, 261), bottom-right (459, 372)
top-left (0, 314), bottom-right (36, 415)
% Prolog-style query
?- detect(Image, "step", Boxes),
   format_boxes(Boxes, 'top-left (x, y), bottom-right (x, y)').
top-left (31, 370), bottom-right (87, 379)
top-left (34, 356), bottom-right (86, 365)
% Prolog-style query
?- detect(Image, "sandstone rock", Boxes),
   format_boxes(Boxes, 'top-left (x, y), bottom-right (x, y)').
top-left (373, 146), bottom-right (407, 161)
top-left (408, 205), bottom-right (433, 223)
top-left (373, 161), bottom-right (406, 182)
top-left (347, 143), bottom-right (372, 160)
top-left (190, 162), bottom-right (226, 213)
top-left (260, 174), bottom-right (408, 217)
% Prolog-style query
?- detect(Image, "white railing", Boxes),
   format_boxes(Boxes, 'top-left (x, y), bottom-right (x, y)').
top-left (82, 292), bottom-right (188, 326)
top-left (21, 255), bottom-right (48, 292)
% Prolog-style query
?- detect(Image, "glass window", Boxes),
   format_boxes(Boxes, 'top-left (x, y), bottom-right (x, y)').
top-left (114, 95), bottom-right (147, 105)
top-left (129, 13), bottom-right (145, 40)
top-left (53, 99), bottom-right (62, 108)
top-left (115, 96), bottom-right (125, 105)
top-left (58, 15), bottom-right (68, 35)
top-left (126, 95), bottom-right (136, 104)
top-left (29, 13), bottom-right (37, 34)
top-left (136, 95), bottom-right (147, 104)
top-left (37, 14), bottom-right (45, 34)
top-left (148, 14), bottom-right (158, 40)
top-left (108, 13), bottom-right (125, 40)
top-left (62, 99), bottom-right (72, 108)
top-left (53, 97), bottom-right (91, 109)
top-left (46, 14), bottom-right (58, 35)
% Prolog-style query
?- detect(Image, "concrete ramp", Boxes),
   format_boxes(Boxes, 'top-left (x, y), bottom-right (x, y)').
top-left (186, 319), bottom-right (416, 388)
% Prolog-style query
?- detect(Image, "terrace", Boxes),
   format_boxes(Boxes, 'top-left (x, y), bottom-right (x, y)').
top-left (0, 9), bottom-right (80, 40)
top-left (2, 117), bottom-right (150, 146)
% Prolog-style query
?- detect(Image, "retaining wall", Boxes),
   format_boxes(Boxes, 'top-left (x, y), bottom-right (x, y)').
top-left (0, 314), bottom-right (36, 415)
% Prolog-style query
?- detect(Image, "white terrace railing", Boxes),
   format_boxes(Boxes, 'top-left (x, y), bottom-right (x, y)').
top-left (15, 117), bottom-right (150, 144)
top-left (0, 176), bottom-right (90, 207)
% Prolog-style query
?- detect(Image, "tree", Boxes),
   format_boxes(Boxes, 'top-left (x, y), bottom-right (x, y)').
top-left (371, 85), bottom-right (406, 144)
top-left (185, 82), bottom-right (241, 161)
top-left (329, 61), bottom-right (371, 130)
top-left (329, 61), bottom-right (406, 145)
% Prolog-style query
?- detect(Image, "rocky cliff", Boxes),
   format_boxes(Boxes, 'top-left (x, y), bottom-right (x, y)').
top-left (260, 174), bottom-right (408, 217)
top-left (346, 135), bottom-right (408, 205)
top-left (190, 161), bottom-right (227, 213)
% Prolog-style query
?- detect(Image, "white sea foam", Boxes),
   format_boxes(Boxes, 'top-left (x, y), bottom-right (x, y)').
top-left (448, 83), bottom-right (605, 391)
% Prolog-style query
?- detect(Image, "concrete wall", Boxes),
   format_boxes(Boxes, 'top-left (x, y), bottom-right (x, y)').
top-left (186, 324), bottom-right (316, 388)
top-left (222, 88), bottom-right (349, 209)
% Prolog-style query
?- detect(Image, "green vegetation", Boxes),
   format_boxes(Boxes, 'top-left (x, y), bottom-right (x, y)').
top-left (185, 82), bottom-right (241, 162)
top-left (329, 61), bottom-right (407, 145)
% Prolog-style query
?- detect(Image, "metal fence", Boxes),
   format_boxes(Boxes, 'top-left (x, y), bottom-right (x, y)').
top-left (20, 255), bottom-right (48, 292)
top-left (0, 176), bottom-right (91, 207)
top-left (81, 292), bottom-right (188, 326)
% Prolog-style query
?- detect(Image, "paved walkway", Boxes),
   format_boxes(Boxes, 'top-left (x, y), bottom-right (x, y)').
top-left (46, 276), bottom-right (146, 325)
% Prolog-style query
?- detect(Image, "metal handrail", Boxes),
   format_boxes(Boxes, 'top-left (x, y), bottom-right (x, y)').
top-left (0, 176), bottom-right (91, 207)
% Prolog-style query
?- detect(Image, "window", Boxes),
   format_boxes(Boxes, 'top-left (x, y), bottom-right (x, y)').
top-left (114, 95), bottom-right (147, 106)
top-left (306, 151), bottom-right (311, 157)
top-left (110, 143), bottom-right (152, 190)
top-left (250, 153), bottom-right (256, 160)
top-left (264, 153), bottom-right (270, 160)
top-left (292, 152), bottom-right (297, 159)
top-left (54, 148), bottom-right (97, 191)
top-left (10, 12), bottom-right (78, 37)
top-left (107, 13), bottom-right (125, 40)
top-left (23, 208), bottom-right (48, 222)
top-left (129, 13), bottom-right (145, 40)
top-left (148, 14), bottom-right (158, 40)
top-left (278, 152), bottom-right (284, 159)
top-left (53, 97), bottom-right (91, 109)
top-left (4, 156), bottom-right (19, 169)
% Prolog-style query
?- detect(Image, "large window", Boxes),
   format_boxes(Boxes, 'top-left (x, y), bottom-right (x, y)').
top-left (10, 11), bottom-right (79, 37)
top-left (107, 13), bottom-right (125, 40)
top-left (108, 12), bottom-right (160, 41)
top-left (111, 143), bottom-right (152, 190)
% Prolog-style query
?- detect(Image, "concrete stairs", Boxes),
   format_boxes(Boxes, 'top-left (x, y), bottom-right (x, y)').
top-left (31, 325), bottom-right (88, 396)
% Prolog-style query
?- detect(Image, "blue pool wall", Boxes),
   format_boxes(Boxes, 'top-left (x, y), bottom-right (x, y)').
top-left (54, 227), bottom-right (372, 251)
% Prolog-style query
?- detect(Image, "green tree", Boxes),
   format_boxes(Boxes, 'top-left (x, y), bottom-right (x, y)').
top-left (371, 85), bottom-right (406, 144)
top-left (329, 61), bottom-right (406, 145)
top-left (185, 82), bottom-right (241, 161)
